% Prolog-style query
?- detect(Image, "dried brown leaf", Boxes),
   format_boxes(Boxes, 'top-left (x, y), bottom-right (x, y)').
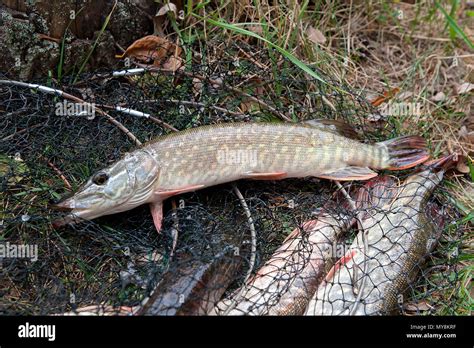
top-left (431, 91), bottom-right (446, 102)
top-left (404, 301), bottom-right (433, 312)
top-left (307, 26), bottom-right (326, 44)
top-left (117, 35), bottom-right (183, 71)
top-left (456, 160), bottom-right (470, 174)
top-left (153, 2), bottom-right (179, 36)
top-left (456, 82), bottom-right (474, 95)
top-left (156, 3), bottom-right (177, 17)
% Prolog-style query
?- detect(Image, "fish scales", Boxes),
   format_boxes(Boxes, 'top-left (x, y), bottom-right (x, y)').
top-left (149, 123), bottom-right (376, 190)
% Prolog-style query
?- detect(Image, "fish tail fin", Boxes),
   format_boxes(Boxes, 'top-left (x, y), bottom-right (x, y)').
top-left (379, 135), bottom-right (429, 170)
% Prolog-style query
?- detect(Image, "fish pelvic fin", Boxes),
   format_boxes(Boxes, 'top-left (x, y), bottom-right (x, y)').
top-left (317, 166), bottom-right (378, 181)
top-left (324, 249), bottom-right (358, 282)
top-left (155, 184), bottom-right (205, 199)
top-left (378, 135), bottom-right (430, 170)
top-left (243, 171), bottom-right (287, 180)
top-left (150, 201), bottom-right (163, 233)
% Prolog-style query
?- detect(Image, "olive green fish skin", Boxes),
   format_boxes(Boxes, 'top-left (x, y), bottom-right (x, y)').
top-left (151, 122), bottom-right (386, 190)
top-left (305, 168), bottom-right (445, 316)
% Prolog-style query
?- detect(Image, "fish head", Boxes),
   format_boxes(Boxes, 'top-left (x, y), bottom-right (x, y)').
top-left (53, 150), bottom-right (160, 222)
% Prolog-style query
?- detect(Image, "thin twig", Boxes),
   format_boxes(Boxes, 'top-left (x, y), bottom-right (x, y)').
top-left (170, 199), bottom-right (179, 258)
top-left (98, 104), bottom-right (179, 132)
top-left (1, 123), bottom-right (42, 142)
top-left (160, 99), bottom-right (247, 118)
top-left (333, 180), bottom-right (368, 315)
top-left (0, 80), bottom-right (142, 146)
top-left (40, 156), bottom-right (72, 191)
top-left (222, 184), bottom-right (257, 315)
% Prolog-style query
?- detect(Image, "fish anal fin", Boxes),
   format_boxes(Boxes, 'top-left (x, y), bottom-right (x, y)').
top-left (317, 167), bottom-right (377, 181)
top-left (243, 171), bottom-right (287, 180)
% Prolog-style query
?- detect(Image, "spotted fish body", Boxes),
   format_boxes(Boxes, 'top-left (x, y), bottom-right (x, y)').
top-left (305, 156), bottom-right (455, 315)
top-left (54, 122), bottom-right (428, 231)
top-left (152, 122), bottom-right (386, 188)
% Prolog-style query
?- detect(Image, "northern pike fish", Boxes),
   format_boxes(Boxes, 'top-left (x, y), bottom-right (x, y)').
top-left (305, 154), bottom-right (456, 315)
top-left (54, 121), bottom-right (429, 232)
top-left (136, 246), bottom-right (243, 315)
top-left (210, 177), bottom-right (398, 315)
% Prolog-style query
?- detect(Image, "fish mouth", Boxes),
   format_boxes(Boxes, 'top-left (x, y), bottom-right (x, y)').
top-left (51, 200), bottom-right (74, 212)
top-left (51, 197), bottom-right (99, 227)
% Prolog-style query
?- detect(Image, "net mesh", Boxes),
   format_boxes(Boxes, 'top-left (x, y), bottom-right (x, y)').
top-left (0, 40), bottom-right (467, 316)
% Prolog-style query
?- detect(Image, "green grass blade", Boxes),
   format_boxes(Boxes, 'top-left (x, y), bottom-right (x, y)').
top-left (467, 157), bottom-right (474, 182)
top-left (73, 1), bottom-right (118, 84)
top-left (435, 1), bottom-right (474, 49)
top-left (58, 6), bottom-right (85, 80)
top-left (194, 15), bottom-right (328, 85)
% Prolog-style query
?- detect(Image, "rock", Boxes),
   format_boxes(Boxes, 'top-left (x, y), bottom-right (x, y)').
top-left (0, 0), bottom-right (156, 79)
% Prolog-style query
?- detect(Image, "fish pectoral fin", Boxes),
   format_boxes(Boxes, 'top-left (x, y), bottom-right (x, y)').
top-left (150, 201), bottom-right (164, 233)
top-left (155, 184), bottom-right (205, 199)
top-left (243, 171), bottom-right (287, 180)
top-left (317, 167), bottom-right (377, 181)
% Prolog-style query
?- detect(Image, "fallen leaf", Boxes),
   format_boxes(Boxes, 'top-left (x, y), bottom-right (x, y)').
top-left (456, 159), bottom-right (470, 174)
top-left (404, 301), bottom-right (433, 312)
top-left (431, 91), bottom-right (446, 102)
top-left (370, 87), bottom-right (400, 106)
top-left (153, 2), bottom-right (179, 36)
top-left (307, 26), bottom-right (326, 44)
top-left (116, 35), bottom-right (183, 71)
top-left (366, 113), bottom-right (384, 122)
top-left (456, 82), bottom-right (474, 95)
top-left (192, 77), bottom-right (203, 96)
top-left (459, 125), bottom-right (474, 145)
top-left (156, 3), bottom-right (178, 17)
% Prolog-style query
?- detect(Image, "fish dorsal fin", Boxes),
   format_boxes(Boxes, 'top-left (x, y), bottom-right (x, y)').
top-left (317, 166), bottom-right (377, 181)
top-left (302, 119), bottom-right (359, 139)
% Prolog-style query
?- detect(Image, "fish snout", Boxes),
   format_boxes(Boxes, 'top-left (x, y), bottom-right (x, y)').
top-left (51, 196), bottom-right (76, 211)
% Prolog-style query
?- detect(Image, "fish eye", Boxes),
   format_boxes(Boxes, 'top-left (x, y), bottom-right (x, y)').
top-left (92, 172), bottom-right (109, 186)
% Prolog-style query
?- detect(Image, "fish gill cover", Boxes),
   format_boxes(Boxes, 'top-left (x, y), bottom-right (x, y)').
top-left (0, 40), bottom-right (468, 316)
